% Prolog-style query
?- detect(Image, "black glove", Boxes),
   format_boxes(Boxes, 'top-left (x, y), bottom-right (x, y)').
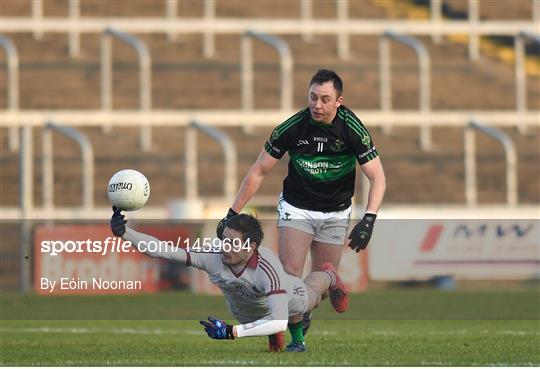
top-left (199, 317), bottom-right (235, 340)
top-left (110, 206), bottom-right (127, 237)
top-left (216, 208), bottom-right (239, 239)
top-left (348, 213), bottom-right (377, 252)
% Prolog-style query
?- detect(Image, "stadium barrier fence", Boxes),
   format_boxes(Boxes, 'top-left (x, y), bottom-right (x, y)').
top-left (101, 28), bottom-right (153, 150)
top-left (3, 2), bottom-right (539, 55)
top-left (379, 31), bottom-right (432, 150)
top-left (0, 35), bottom-right (19, 152)
top-left (514, 31), bottom-right (540, 134)
top-left (464, 120), bottom-right (518, 206)
top-left (241, 31), bottom-right (293, 133)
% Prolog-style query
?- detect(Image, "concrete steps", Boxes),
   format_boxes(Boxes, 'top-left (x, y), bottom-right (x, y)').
top-left (1, 125), bottom-right (538, 208)
top-left (1, 0), bottom-right (538, 209)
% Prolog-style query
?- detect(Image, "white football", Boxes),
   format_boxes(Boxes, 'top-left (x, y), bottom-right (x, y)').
top-left (107, 169), bottom-right (150, 211)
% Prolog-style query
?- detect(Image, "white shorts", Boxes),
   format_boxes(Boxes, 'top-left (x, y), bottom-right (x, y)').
top-left (286, 277), bottom-right (310, 316)
top-left (276, 194), bottom-right (352, 245)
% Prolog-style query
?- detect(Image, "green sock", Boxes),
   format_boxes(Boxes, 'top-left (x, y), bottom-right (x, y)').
top-left (288, 321), bottom-right (305, 343)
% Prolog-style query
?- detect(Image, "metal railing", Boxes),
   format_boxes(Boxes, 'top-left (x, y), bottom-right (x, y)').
top-left (68, 0), bottom-right (80, 57)
top-left (430, 0), bottom-right (478, 55)
top-left (380, 31), bottom-right (432, 150)
top-left (429, 0), bottom-right (540, 60)
top-left (468, 0), bottom-right (480, 60)
top-left (430, 0), bottom-right (540, 60)
top-left (336, 0), bottom-right (350, 59)
top-left (101, 27), bottom-right (153, 150)
top-left (464, 120), bottom-right (517, 206)
top-left (185, 120), bottom-right (237, 201)
top-left (300, 0), bottom-right (313, 42)
top-left (19, 125), bottom-right (33, 293)
top-left (203, 0), bottom-right (216, 58)
top-left (430, 0), bottom-right (442, 44)
top-left (42, 122), bottom-right (95, 210)
top-left (300, 0), bottom-right (350, 58)
top-left (2, 110), bottom-right (539, 128)
top-left (166, 0), bottom-right (178, 42)
top-left (8, 13), bottom-right (537, 36)
top-left (32, 0), bottom-right (80, 56)
top-left (241, 31), bottom-right (293, 131)
top-left (31, 0), bottom-right (43, 40)
top-left (3, 115), bottom-right (537, 224)
top-left (0, 35), bottom-right (20, 151)
top-left (514, 31), bottom-right (540, 134)
top-left (20, 0), bottom-right (538, 60)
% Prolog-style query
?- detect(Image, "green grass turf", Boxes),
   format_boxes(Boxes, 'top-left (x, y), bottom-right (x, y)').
top-left (1, 290), bottom-right (539, 366)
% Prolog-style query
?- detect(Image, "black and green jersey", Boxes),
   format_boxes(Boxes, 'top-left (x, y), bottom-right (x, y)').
top-left (264, 105), bottom-right (378, 212)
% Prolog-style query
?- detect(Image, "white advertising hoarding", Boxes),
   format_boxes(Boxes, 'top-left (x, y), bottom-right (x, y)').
top-left (369, 217), bottom-right (540, 281)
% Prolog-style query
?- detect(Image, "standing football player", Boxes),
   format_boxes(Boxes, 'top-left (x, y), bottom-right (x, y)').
top-left (217, 69), bottom-right (386, 346)
top-left (111, 209), bottom-right (348, 352)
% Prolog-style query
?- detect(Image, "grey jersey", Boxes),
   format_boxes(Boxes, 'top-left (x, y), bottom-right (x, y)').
top-left (187, 247), bottom-right (308, 324)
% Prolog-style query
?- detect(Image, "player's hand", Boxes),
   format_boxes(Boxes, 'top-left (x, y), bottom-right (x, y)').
top-left (199, 316), bottom-right (235, 340)
top-left (347, 213), bottom-right (377, 252)
top-left (110, 206), bottom-right (127, 237)
top-left (216, 208), bottom-right (239, 239)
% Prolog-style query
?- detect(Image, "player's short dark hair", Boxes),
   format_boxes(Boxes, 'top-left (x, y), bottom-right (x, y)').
top-left (309, 69), bottom-right (343, 96)
top-left (225, 214), bottom-right (264, 248)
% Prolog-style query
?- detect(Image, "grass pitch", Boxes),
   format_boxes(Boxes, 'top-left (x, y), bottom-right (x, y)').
top-left (1, 289), bottom-right (539, 366)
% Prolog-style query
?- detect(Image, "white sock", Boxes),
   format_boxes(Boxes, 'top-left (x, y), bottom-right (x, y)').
top-left (325, 271), bottom-right (337, 290)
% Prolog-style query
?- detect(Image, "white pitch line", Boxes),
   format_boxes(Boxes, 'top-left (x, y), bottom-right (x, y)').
top-left (1, 327), bottom-right (537, 337)
top-left (0, 327), bottom-right (202, 335)
top-left (363, 330), bottom-right (538, 336)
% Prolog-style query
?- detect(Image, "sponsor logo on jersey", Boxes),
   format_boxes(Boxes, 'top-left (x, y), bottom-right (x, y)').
top-left (330, 139), bottom-right (345, 152)
top-left (297, 159), bottom-right (342, 175)
top-left (297, 139), bottom-right (309, 146)
top-left (361, 134), bottom-right (371, 146)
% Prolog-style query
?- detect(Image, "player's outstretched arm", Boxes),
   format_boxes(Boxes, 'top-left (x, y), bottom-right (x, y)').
top-left (216, 149), bottom-right (279, 238)
top-left (110, 207), bottom-right (188, 264)
top-left (233, 149), bottom-right (280, 212)
top-left (199, 293), bottom-right (288, 340)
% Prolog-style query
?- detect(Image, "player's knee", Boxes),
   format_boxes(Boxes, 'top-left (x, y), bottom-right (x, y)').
top-left (282, 261), bottom-right (303, 277)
